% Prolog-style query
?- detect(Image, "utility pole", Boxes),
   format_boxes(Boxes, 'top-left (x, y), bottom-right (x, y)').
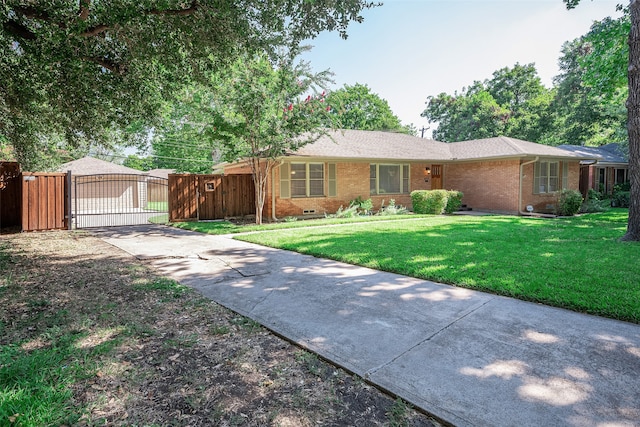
top-left (420, 126), bottom-right (430, 138)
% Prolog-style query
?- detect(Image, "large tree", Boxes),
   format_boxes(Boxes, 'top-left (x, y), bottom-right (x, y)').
top-left (422, 84), bottom-right (509, 142)
top-left (0, 0), bottom-right (376, 169)
top-left (211, 52), bottom-right (333, 225)
top-left (552, 14), bottom-right (629, 147)
top-left (325, 83), bottom-right (411, 133)
top-left (422, 64), bottom-right (553, 142)
top-left (565, 0), bottom-right (639, 241)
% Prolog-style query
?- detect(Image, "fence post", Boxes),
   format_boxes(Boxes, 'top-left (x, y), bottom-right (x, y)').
top-left (66, 170), bottom-right (72, 230)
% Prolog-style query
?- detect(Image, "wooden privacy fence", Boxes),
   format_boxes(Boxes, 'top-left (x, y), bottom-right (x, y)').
top-left (21, 172), bottom-right (71, 231)
top-left (169, 174), bottom-right (255, 221)
top-left (1, 162), bottom-right (71, 232)
top-left (0, 162), bottom-right (21, 229)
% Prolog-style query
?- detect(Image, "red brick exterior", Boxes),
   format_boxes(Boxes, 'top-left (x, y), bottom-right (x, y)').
top-left (445, 160), bottom-right (521, 213)
top-left (446, 159), bottom-right (581, 214)
top-left (266, 161), bottom-right (433, 218)
top-left (224, 158), bottom-right (582, 218)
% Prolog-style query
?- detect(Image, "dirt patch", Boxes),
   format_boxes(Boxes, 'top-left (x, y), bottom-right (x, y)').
top-left (0, 230), bottom-right (441, 426)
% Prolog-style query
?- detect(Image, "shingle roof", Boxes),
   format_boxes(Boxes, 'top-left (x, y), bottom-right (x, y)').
top-left (291, 129), bottom-right (452, 161)
top-left (289, 131), bottom-right (591, 162)
top-left (57, 156), bottom-right (146, 175)
top-left (147, 168), bottom-right (175, 179)
top-left (450, 136), bottom-right (587, 160)
top-left (558, 143), bottom-right (628, 164)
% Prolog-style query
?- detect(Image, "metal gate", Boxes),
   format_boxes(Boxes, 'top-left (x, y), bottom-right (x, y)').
top-left (72, 173), bottom-right (168, 228)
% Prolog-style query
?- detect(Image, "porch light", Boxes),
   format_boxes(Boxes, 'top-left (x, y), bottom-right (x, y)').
top-left (424, 167), bottom-right (431, 183)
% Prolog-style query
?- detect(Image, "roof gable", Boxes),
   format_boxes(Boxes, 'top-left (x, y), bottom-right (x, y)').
top-left (289, 131), bottom-right (590, 162)
top-left (450, 137), bottom-right (587, 160)
top-left (57, 156), bottom-right (146, 175)
top-left (291, 130), bottom-right (451, 161)
top-left (557, 144), bottom-right (628, 164)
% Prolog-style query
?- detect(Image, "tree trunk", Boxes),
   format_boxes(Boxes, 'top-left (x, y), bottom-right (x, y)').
top-left (251, 158), bottom-right (271, 225)
top-left (623, 0), bottom-right (640, 241)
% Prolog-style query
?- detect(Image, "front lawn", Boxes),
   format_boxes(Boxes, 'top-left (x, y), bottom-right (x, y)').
top-left (172, 213), bottom-right (430, 235)
top-left (236, 209), bottom-right (640, 323)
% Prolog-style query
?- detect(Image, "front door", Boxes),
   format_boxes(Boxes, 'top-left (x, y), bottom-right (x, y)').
top-left (431, 164), bottom-right (443, 189)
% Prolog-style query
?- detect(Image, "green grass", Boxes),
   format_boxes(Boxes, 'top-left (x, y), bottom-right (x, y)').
top-left (145, 201), bottom-right (168, 211)
top-left (172, 214), bottom-right (430, 235)
top-left (236, 209), bottom-right (640, 323)
top-left (0, 330), bottom-right (121, 426)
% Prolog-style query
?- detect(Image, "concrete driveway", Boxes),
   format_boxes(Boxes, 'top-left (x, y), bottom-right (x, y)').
top-left (94, 224), bottom-right (640, 427)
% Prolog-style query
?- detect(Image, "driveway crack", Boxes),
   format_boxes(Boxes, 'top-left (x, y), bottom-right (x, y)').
top-left (364, 297), bottom-right (495, 379)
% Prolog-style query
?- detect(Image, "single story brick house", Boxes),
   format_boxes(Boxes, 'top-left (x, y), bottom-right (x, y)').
top-left (218, 130), bottom-right (592, 219)
top-left (558, 143), bottom-right (628, 197)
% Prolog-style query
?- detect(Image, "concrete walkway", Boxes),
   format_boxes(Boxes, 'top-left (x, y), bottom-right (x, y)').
top-left (94, 225), bottom-right (640, 427)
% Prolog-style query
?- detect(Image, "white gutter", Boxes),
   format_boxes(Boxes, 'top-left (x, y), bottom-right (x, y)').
top-left (271, 160), bottom-right (284, 222)
top-left (519, 157), bottom-right (539, 216)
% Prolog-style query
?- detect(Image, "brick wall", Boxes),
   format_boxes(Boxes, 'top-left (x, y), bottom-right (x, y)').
top-left (269, 161), bottom-right (433, 218)
top-left (225, 158), bottom-right (583, 218)
top-left (521, 161), bottom-right (581, 213)
top-left (445, 160), bottom-right (521, 213)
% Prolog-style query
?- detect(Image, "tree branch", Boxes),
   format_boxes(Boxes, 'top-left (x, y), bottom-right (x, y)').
top-left (149, 1), bottom-right (199, 16)
top-left (81, 56), bottom-right (127, 74)
top-left (80, 24), bottom-right (109, 37)
top-left (13, 6), bottom-right (50, 21)
top-left (78, 1), bottom-right (198, 38)
top-left (78, 0), bottom-right (91, 21)
top-left (3, 21), bottom-right (36, 40)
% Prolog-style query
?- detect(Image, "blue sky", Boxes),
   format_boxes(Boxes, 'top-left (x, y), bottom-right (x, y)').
top-left (301, 0), bottom-right (624, 135)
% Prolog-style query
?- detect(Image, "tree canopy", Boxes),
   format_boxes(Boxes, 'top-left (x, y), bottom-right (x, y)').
top-left (210, 52), bottom-right (334, 224)
top-left (422, 63), bottom-right (554, 143)
top-left (325, 83), bottom-right (411, 133)
top-left (0, 0), bottom-right (377, 169)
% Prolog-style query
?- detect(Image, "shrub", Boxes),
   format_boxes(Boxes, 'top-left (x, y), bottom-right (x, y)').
top-left (556, 189), bottom-right (583, 216)
top-left (377, 199), bottom-right (408, 216)
top-left (614, 181), bottom-right (631, 192)
top-left (444, 190), bottom-right (464, 214)
top-left (411, 190), bottom-right (448, 214)
top-left (329, 205), bottom-right (360, 218)
top-left (580, 198), bottom-right (609, 213)
top-left (349, 196), bottom-right (373, 215)
top-left (587, 188), bottom-right (601, 201)
top-left (611, 191), bottom-right (630, 208)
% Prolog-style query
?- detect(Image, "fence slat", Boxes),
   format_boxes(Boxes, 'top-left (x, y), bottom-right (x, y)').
top-left (168, 174), bottom-right (255, 221)
top-left (20, 172), bottom-right (68, 231)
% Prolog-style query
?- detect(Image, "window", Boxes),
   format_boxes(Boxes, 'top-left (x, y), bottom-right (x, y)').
top-left (289, 163), bottom-right (324, 198)
top-left (615, 168), bottom-right (628, 186)
top-left (328, 163), bottom-right (337, 197)
top-left (370, 164), bottom-right (410, 194)
top-left (534, 161), bottom-right (568, 194)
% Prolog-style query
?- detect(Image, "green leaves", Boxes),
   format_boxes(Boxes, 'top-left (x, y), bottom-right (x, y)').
top-left (0, 1), bottom-right (376, 169)
top-left (325, 83), bottom-right (411, 133)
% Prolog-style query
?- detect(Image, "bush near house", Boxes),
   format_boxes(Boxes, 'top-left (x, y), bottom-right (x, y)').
top-left (611, 185), bottom-right (630, 208)
top-left (556, 189), bottom-right (583, 216)
top-left (444, 190), bottom-right (464, 214)
top-left (411, 190), bottom-right (464, 215)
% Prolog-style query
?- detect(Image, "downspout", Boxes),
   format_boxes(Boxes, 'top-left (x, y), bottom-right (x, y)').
top-left (519, 157), bottom-right (539, 216)
top-left (272, 160), bottom-right (284, 222)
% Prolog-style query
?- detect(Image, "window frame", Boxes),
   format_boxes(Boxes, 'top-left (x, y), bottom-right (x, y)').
top-left (289, 162), bottom-right (325, 198)
top-left (370, 163), bottom-right (410, 195)
top-left (533, 160), bottom-right (569, 194)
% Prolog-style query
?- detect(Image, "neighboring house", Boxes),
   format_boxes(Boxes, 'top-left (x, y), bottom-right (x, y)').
top-left (148, 168), bottom-right (175, 180)
top-left (147, 168), bottom-right (174, 204)
top-left (558, 143), bottom-right (629, 197)
top-left (58, 156), bottom-right (150, 213)
top-left (219, 130), bottom-right (591, 219)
